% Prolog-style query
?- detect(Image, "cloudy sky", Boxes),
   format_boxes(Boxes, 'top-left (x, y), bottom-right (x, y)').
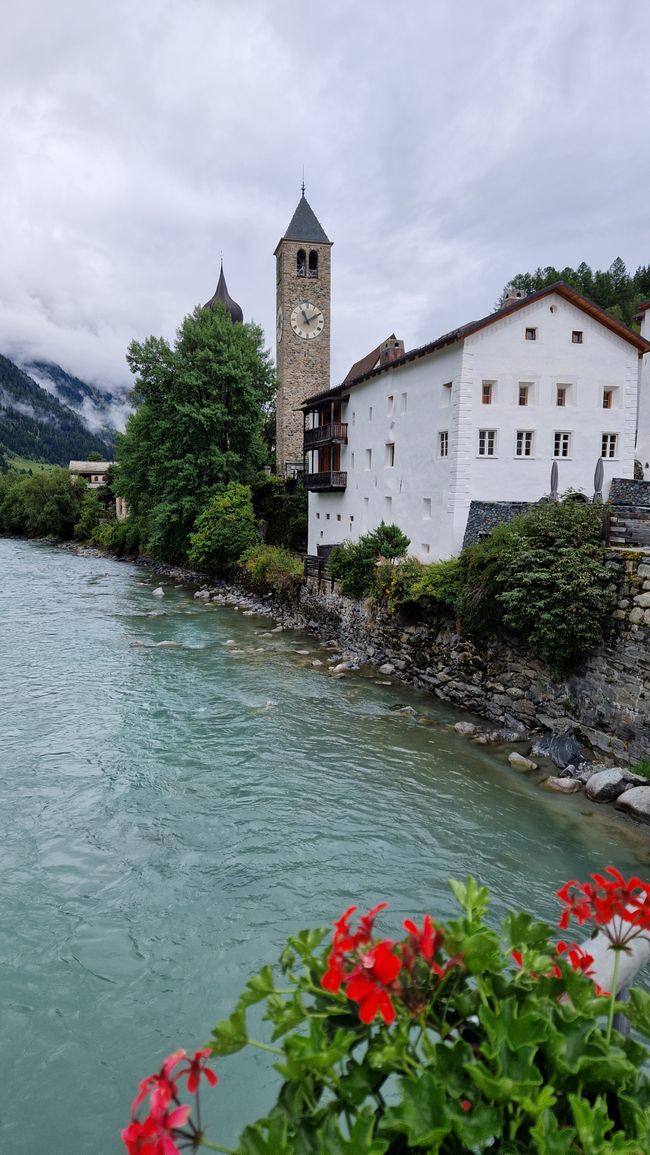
top-left (0, 0), bottom-right (648, 392)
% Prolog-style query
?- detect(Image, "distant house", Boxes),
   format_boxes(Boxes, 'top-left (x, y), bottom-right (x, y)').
top-left (301, 282), bottom-right (650, 561)
top-left (68, 461), bottom-right (111, 488)
top-left (68, 460), bottom-right (128, 521)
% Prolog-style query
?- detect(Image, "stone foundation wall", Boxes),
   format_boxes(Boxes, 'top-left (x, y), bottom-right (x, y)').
top-left (292, 549), bottom-right (650, 764)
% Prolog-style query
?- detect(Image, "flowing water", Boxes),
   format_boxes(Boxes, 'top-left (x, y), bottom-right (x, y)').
top-left (1, 538), bottom-right (648, 1153)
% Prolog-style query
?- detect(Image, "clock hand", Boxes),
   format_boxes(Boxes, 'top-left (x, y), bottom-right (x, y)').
top-left (301, 308), bottom-right (311, 325)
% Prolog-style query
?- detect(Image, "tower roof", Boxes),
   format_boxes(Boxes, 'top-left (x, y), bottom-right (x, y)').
top-left (203, 262), bottom-right (243, 323)
top-left (281, 193), bottom-right (330, 244)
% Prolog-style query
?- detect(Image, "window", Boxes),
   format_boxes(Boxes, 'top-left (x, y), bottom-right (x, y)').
top-left (297, 249), bottom-right (306, 277)
top-left (572, 330), bottom-right (583, 344)
top-left (441, 381), bottom-right (452, 406)
top-left (400, 393), bottom-right (407, 414)
top-left (602, 433), bottom-right (618, 458)
top-left (387, 394), bottom-right (394, 415)
top-left (556, 385), bottom-right (567, 407)
top-left (365, 449), bottom-right (372, 469)
top-left (351, 410), bottom-right (355, 425)
top-left (516, 430), bottom-right (534, 457)
top-left (316, 512), bottom-right (320, 519)
top-left (368, 406), bottom-right (373, 421)
top-left (336, 514), bottom-right (341, 521)
top-left (423, 498), bottom-right (432, 520)
top-left (421, 543), bottom-right (431, 555)
top-left (385, 442), bottom-right (395, 467)
top-left (325, 513), bottom-right (330, 520)
top-left (308, 250), bottom-right (318, 278)
top-left (603, 389), bottom-right (614, 410)
top-left (385, 496), bottom-right (392, 518)
top-left (478, 429), bottom-right (497, 456)
top-left (525, 327), bottom-right (537, 341)
top-left (554, 432), bottom-right (571, 458)
top-left (518, 383), bottom-right (530, 406)
top-left (439, 430), bottom-right (449, 457)
top-left (350, 452), bottom-right (355, 469)
top-left (482, 381), bottom-right (493, 405)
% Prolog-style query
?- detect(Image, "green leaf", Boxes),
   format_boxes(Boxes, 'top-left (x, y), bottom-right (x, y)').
top-left (317, 1108), bottom-right (389, 1155)
top-left (568, 1093), bottom-right (615, 1154)
top-left (451, 1099), bottom-right (500, 1147)
top-left (237, 1112), bottom-right (292, 1155)
top-left (503, 910), bottom-right (554, 951)
top-left (267, 992), bottom-right (309, 1041)
top-left (239, 964), bottom-right (276, 1008)
top-left (530, 1108), bottom-right (577, 1154)
top-left (210, 1006), bottom-right (248, 1056)
top-left (626, 987), bottom-right (650, 1037)
top-left (448, 876), bottom-right (490, 920)
top-left (381, 1071), bottom-right (451, 1148)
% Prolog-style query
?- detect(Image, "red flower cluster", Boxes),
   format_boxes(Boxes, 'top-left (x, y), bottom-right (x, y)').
top-left (122, 1048), bottom-right (217, 1155)
top-left (321, 904), bottom-right (460, 1024)
top-left (512, 940), bottom-right (607, 995)
top-left (556, 866), bottom-right (650, 950)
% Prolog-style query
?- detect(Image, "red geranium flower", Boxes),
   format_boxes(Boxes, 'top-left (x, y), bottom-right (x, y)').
top-left (131, 1050), bottom-right (185, 1118)
top-left (345, 941), bottom-right (402, 1024)
top-left (177, 1047), bottom-right (218, 1095)
top-left (556, 867), bottom-right (650, 950)
top-left (121, 1104), bottom-right (190, 1155)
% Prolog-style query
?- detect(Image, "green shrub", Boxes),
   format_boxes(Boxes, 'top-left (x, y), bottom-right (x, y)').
top-left (0, 468), bottom-right (85, 540)
top-left (75, 491), bottom-right (103, 541)
top-left (187, 483), bottom-right (258, 575)
top-left (458, 501), bottom-right (612, 671)
top-left (329, 523), bottom-right (410, 598)
top-left (251, 472), bottom-right (307, 551)
top-left (239, 544), bottom-right (304, 596)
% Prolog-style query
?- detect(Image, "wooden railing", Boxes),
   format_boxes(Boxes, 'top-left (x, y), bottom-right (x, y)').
top-left (304, 422), bottom-right (348, 449)
top-left (303, 471), bottom-right (347, 491)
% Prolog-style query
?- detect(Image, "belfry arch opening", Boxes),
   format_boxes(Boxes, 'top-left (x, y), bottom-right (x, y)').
top-left (308, 250), bottom-right (318, 278)
top-left (297, 249), bottom-right (306, 277)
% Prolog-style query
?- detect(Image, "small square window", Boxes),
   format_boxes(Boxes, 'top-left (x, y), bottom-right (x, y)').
top-left (556, 385), bottom-right (567, 407)
top-left (423, 498), bottom-right (432, 520)
top-left (482, 381), bottom-right (493, 404)
top-left (602, 433), bottom-right (618, 459)
top-left (336, 514), bottom-right (341, 521)
top-left (572, 330), bottom-right (583, 344)
top-left (554, 431), bottom-right (571, 458)
top-left (385, 442), bottom-right (395, 467)
top-left (316, 512), bottom-right (320, 519)
top-left (387, 395), bottom-right (394, 415)
top-left (478, 429), bottom-right (497, 456)
top-left (603, 389), bottom-right (613, 410)
top-left (326, 513), bottom-right (330, 520)
top-left (421, 543), bottom-right (431, 555)
top-left (439, 431), bottom-right (449, 457)
top-left (525, 327), bottom-right (537, 341)
top-left (516, 431), bottom-right (534, 457)
top-left (518, 384), bottom-right (529, 406)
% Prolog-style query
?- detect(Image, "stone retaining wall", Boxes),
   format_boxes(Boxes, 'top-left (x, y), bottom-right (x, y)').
top-left (292, 549), bottom-right (650, 764)
top-left (462, 501), bottom-right (532, 547)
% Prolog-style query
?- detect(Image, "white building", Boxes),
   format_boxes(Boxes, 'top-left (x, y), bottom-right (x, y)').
top-left (635, 300), bottom-right (650, 473)
top-left (302, 283), bottom-right (650, 561)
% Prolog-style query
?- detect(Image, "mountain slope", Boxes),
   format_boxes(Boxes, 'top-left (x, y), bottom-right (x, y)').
top-left (20, 358), bottom-right (130, 434)
top-left (0, 355), bottom-right (113, 464)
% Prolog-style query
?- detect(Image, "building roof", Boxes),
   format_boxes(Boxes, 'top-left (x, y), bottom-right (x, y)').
top-left (69, 461), bottom-right (111, 471)
top-left (342, 340), bottom-right (386, 385)
top-left (204, 262), bottom-right (243, 323)
top-left (279, 193), bottom-right (330, 246)
top-left (634, 299), bottom-right (650, 318)
top-left (301, 281), bottom-right (650, 408)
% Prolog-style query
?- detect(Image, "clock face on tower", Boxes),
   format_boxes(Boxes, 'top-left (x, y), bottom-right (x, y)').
top-left (290, 301), bottom-right (325, 340)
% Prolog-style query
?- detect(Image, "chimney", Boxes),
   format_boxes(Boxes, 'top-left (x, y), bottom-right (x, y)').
top-left (379, 335), bottom-right (405, 367)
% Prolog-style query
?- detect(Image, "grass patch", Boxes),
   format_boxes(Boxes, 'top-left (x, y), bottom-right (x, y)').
top-left (630, 759), bottom-right (650, 779)
top-left (6, 454), bottom-right (57, 474)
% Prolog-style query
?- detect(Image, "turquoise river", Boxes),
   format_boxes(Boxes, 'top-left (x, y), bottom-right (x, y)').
top-left (1, 538), bottom-right (648, 1153)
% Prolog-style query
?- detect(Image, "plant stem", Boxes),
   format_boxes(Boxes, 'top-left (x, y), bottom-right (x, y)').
top-left (247, 1038), bottom-right (284, 1056)
top-left (606, 950), bottom-right (622, 1045)
top-left (199, 1140), bottom-right (237, 1153)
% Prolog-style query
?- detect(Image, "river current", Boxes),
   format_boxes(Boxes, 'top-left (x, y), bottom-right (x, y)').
top-left (1, 538), bottom-right (648, 1153)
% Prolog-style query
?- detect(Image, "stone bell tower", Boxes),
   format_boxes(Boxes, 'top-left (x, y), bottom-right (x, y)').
top-left (274, 188), bottom-right (332, 476)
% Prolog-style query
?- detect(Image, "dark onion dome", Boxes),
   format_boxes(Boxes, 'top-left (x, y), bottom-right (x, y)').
top-left (203, 261), bottom-right (243, 323)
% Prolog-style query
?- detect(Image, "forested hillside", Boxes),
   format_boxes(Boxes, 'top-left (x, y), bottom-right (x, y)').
top-left (0, 355), bottom-right (113, 464)
top-left (500, 259), bottom-right (650, 325)
top-left (22, 358), bottom-right (129, 421)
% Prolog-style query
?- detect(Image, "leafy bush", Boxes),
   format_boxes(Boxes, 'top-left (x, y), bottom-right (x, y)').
top-left (251, 472), bottom-right (307, 551)
top-left (75, 490), bottom-right (103, 541)
top-left (0, 467), bottom-right (85, 539)
top-left (458, 501), bottom-right (612, 671)
top-left (329, 523), bottom-right (410, 598)
top-left (187, 483), bottom-right (258, 575)
top-left (239, 544), bottom-right (304, 596)
top-left (124, 870), bottom-right (650, 1153)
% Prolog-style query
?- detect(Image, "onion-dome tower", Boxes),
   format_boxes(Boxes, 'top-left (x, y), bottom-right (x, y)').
top-left (204, 260), bottom-right (243, 323)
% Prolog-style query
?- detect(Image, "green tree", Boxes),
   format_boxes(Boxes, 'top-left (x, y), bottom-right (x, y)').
top-left (187, 483), bottom-right (258, 575)
top-left (116, 304), bottom-right (275, 561)
top-left (0, 468), bottom-right (85, 539)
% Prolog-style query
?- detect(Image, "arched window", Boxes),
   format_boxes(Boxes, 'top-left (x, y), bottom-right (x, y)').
top-left (297, 249), bottom-right (306, 277)
top-left (308, 250), bottom-right (318, 278)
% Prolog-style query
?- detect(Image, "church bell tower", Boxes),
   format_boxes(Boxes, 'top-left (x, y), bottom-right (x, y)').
top-left (274, 189), bottom-right (332, 476)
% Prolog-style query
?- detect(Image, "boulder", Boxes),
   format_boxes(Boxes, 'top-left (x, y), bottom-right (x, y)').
top-left (585, 769), bottom-right (628, 803)
top-left (152, 586), bottom-right (165, 597)
top-left (614, 786), bottom-right (650, 824)
top-left (454, 721), bottom-right (477, 736)
top-left (379, 662), bottom-right (395, 675)
top-left (543, 777), bottom-right (582, 793)
top-left (508, 752), bottom-right (538, 772)
top-left (530, 730), bottom-right (584, 769)
top-left (194, 589), bottom-right (210, 600)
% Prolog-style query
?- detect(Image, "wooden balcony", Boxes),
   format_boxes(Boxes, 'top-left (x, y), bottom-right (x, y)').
top-left (303, 470), bottom-right (348, 492)
top-left (303, 422), bottom-right (348, 449)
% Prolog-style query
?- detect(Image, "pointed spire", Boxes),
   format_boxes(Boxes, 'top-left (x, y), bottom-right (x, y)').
top-left (282, 192), bottom-right (330, 244)
top-left (203, 261), bottom-right (243, 323)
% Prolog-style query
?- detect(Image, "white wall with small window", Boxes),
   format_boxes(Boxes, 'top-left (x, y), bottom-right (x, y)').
top-left (307, 289), bottom-right (643, 559)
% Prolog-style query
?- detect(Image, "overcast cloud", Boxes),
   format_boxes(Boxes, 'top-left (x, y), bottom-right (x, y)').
top-left (0, 0), bottom-right (648, 391)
